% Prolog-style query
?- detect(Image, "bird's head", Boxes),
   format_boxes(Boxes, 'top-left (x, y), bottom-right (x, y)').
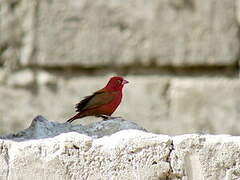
top-left (105, 76), bottom-right (129, 91)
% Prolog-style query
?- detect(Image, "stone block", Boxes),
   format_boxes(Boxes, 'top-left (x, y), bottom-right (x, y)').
top-left (30, 0), bottom-right (239, 67)
top-left (169, 79), bottom-right (240, 135)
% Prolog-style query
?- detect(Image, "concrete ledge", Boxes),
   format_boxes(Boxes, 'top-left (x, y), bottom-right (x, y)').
top-left (0, 117), bottom-right (240, 179)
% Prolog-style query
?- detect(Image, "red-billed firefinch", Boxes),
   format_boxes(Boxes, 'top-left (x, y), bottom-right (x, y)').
top-left (67, 76), bottom-right (129, 123)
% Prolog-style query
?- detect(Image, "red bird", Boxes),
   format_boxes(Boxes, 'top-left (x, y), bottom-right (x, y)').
top-left (67, 76), bottom-right (129, 123)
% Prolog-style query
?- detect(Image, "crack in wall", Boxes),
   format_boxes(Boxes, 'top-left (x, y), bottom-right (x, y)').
top-left (2, 142), bottom-right (10, 180)
top-left (161, 80), bottom-right (171, 121)
top-left (165, 140), bottom-right (174, 180)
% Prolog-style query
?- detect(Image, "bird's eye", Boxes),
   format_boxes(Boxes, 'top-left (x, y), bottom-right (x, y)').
top-left (117, 80), bottom-right (122, 84)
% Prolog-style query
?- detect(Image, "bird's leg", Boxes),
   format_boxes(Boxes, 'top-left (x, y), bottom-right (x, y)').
top-left (99, 115), bottom-right (112, 120)
top-left (99, 115), bottom-right (122, 121)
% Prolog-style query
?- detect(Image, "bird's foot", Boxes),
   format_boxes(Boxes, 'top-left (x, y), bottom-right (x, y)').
top-left (100, 115), bottom-right (121, 121)
top-left (100, 115), bottom-right (112, 121)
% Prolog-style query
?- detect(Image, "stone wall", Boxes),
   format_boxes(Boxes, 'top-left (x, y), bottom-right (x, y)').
top-left (1, 116), bottom-right (240, 180)
top-left (1, 0), bottom-right (240, 135)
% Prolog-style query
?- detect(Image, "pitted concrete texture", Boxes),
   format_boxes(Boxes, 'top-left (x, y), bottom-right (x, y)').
top-left (1, 0), bottom-right (240, 146)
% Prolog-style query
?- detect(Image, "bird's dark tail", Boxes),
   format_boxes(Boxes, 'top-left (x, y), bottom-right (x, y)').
top-left (67, 113), bottom-right (84, 123)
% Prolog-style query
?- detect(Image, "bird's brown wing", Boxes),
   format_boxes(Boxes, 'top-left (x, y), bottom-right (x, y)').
top-left (75, 90), bottom-right (116, 112)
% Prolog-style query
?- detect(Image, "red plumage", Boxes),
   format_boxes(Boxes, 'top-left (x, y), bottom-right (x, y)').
top-left (67, 76), bottom-right (129, 123)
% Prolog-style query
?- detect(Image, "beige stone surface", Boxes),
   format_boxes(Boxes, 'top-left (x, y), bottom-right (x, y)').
top-left (29, 0), bottom-right (239, 67)
top-left (169, 79), bottom-right (240, 135)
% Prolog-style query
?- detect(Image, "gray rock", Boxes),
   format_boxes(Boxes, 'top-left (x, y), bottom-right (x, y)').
top-left (1, 115), bottom-right (147, 140)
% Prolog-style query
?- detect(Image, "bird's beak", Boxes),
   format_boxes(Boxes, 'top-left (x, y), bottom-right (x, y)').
top-left (122, 79), bottom-right (129, 85)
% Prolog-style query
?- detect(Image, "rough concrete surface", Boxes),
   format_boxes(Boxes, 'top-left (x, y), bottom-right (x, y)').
top-left (1, 116), bottom-right (240, 180)
top-left (170, 135), bottom-right (240, 180)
